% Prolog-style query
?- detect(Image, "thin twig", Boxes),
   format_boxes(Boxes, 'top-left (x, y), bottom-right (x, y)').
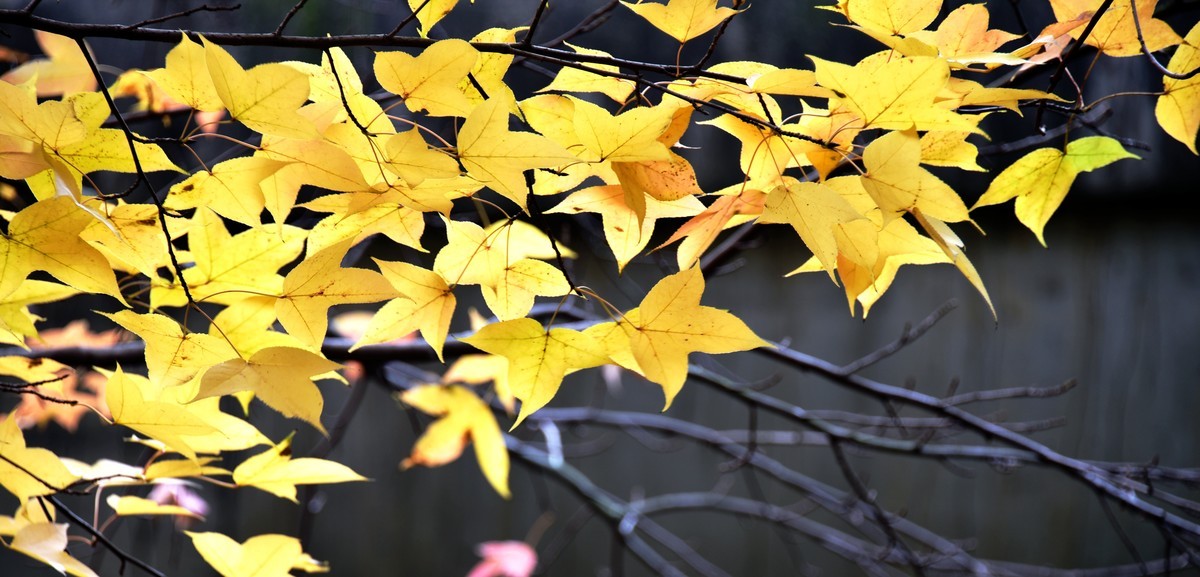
top-left (274, 0), bottom-right (311, 36)
top-left (524, 0), bottom-right (551, 47)
top-left (46, 495), bottom-right (167, 577)
top-left (122, 3), bottom-right (240, 30)
top-left (840, 300), bottom-right (958, 375)
top-left (1128, 0), bottom-right (1200, 80)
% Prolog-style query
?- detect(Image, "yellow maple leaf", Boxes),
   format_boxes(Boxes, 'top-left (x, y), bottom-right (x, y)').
top-left (0, 197), bottom-right (126, 303)
top-left (919, 131), bottom-right (984, 172)
top-left (400, 384), bottom-right (510, 497)
top-left (187, 531), bottom-right (329, 577)
top-left (906, 4), bottom-right (1023, 68)
top-left (860, 129), bottom-right (970, 224)
top-left (196, 347), bottom-right (341, 433)
top-left (812, 53), bottom-right (982, 133)
top-left (104, 310), bottom-right (237, 388)
top-left (759, 178), bottom-right (865, 278)
top-left (463, 318), bottom-right (610, 428)
top-left (538, 43), bottom-right (636, 104)
top-left (80, 202), bottom-right (190, 277)
top-left (456, 98), bottom-right (576, 206)
top-left (201, 36), bottom-right (317, 140)
top-left (1049, 0), bottom-right (1180, 57)
top-left (105, 365), bottom-right (215, 460)
top-left (0, 416), bottom-right (79, 502)
top-left (547, 184), bottom-right (704, 272)
top-left (151, 208), bottom-right (307, 309)
top-left (1156, 21), bottom-right (1200, 153)
top-left (622, 0), bottom-right (741, 43)
top-left (300, 191), bottom-right (426, 256)
top-left (145, 33), bottom-right (223, 112)
top-left (231, 434), bottom-right (365, 501)
top-left (0, 280), bottom-right (79, 347)
top-left (408, 0), bottom-right (473, 38)
top-left (106, 494), bottom-right (204, 519)
top-left (381, 128), bottom-right (461, 189)
top-left (355, 260), bottom-right (456, 360)
top-left (596, 267), bottom-right (768, 409)
top-left (8, 522), bottom-right (98, 577)
top-left (842, 0), bottom-right (941, 36)
top-left (973, 136), bottom-right (1137, 245)
top-left (571, 97), bottom-right (673, 164)
top-left (375, 39), bottom-right (479, 117)
top-left (276, 239), bottom-right (399, 348)
top-left (166, 156), bottom-right (288, 228)
top-left (1, 31), bottom-right (96, 96)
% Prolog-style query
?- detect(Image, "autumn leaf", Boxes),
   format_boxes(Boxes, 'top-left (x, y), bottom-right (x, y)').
top-left (622, 0), bottom-right (740, 43)
top-left (842, 0), bottom-right (941, 36)
top-left (80, 202), bottom-right (190, 277)
top-left (355, 260), bottom-right (456, 360)
top-left (105, 365), bottom-right (215, 460)
top-left (456, 98), bottom-right (576, 206)
top-left (538, 44), bottom-right (636, 103)
top-left (105, 310), bottom-right (237, 388)
top-left (166, 156), bottom-right (288, 228)
top-left (972, 136), bottom-right (1138, 245)
top-left (596, 267), bottom-right (769, 408)
top-left (658, 183), bottom-right (766, 270)
top-left (759, 178), bottom-right (864, 278)
top-left (276, 239), bottom-right (399, 348)
top-left (145, 33), bottom-right (223, 112)
top-left (0, 197), bottom-right (127, 303)
top-left (201, 36), bottom-right (317, 139)
top-left (0, 280), bottom-right (80, 347)
top-left (468, 541), bottom-right (538, 577)
top-left (860, 130), bottom-right (970, 224)
top-left (906, 4), bottom-right (1024, 68)
top-left (187, 531), bottom-right (329, 577)
top-left (300, 191), bottom-right (426, 257)
top-left (400, 384), bottom-right (510, 497)
top-left (811, 54), bottom-right (982, 133)
top-left (0, 416), bottom-right (79, 502)
top-left (196, 346), bottom-right (342, 433)
top-left (375, 39), bottom-right (479, 117)
top-left (232, 433), bottom-right (366, 501)
top-left (1156, 21), bottom-right (1200, 153)
top-left (462, 318), bottom-right (610, 428)
top-left (1049, 0), bottom-right (1180, 57)
top-left (1, 31), bottom-right (96, 96)
top-left (409, 0), bottom-right (470, 38)
top-left (106, 494), bottom-right (205, 519)
top-left (7, 523), bottom-right (98, 577)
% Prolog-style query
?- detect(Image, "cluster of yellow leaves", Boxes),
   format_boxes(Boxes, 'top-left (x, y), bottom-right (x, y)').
top-left (1, 0), bottom-right (1198, 574)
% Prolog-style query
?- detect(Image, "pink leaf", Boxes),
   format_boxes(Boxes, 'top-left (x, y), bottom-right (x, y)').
top-left (466, 541), bottom-right (537, 577)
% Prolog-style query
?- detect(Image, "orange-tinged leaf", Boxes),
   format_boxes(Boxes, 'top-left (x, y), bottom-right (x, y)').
top-left (232, 434), bottom-right (366, 501)
top-left (356, 260), bottom-right (456, 360)
top-left (187, 531), bottom-right (329, 577)
top-left (196, 346), bottom-right (341, 433)
top-left (0, 416), bottom-right (79, 502)
top-left (1049, 0), bottom-right (1180, 56)
top-left (104, 310), bottom-right (237, 388)
top-left (462, 318), bottom-right (610, 428)
top-left (860, 130), bottom-right (969, 223)
top-left (973, 136), bottom-right (1137, 245)
top-left (375, 39), bottom-right (479, 117)
top-left (145, 33), bottom-right (223, 111)
top-left (457, 98), bottom-right (576, 206)
top-left (106, 365), bottom-right (215, 460)
top-left (604, 267), bottom-right (769, 408)
top-left (400, 384), bottom-right (510, 497)
top-left (659, 184), bottom-right (765, 270)
top-left (9, 522), bottom-right (98, 577)
top-left (0, 197), bottom-right (126, 303)
top-left (622, 0), bottom-right (740, 43)
top-left (1, 31), bottom-right (96, 96)
top-left (1156, 21), bottom-right (1200, 153)
top-left (201, 36), bottom-right (317, 139)
top-left (276, 239), bottom-right (399, 348)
